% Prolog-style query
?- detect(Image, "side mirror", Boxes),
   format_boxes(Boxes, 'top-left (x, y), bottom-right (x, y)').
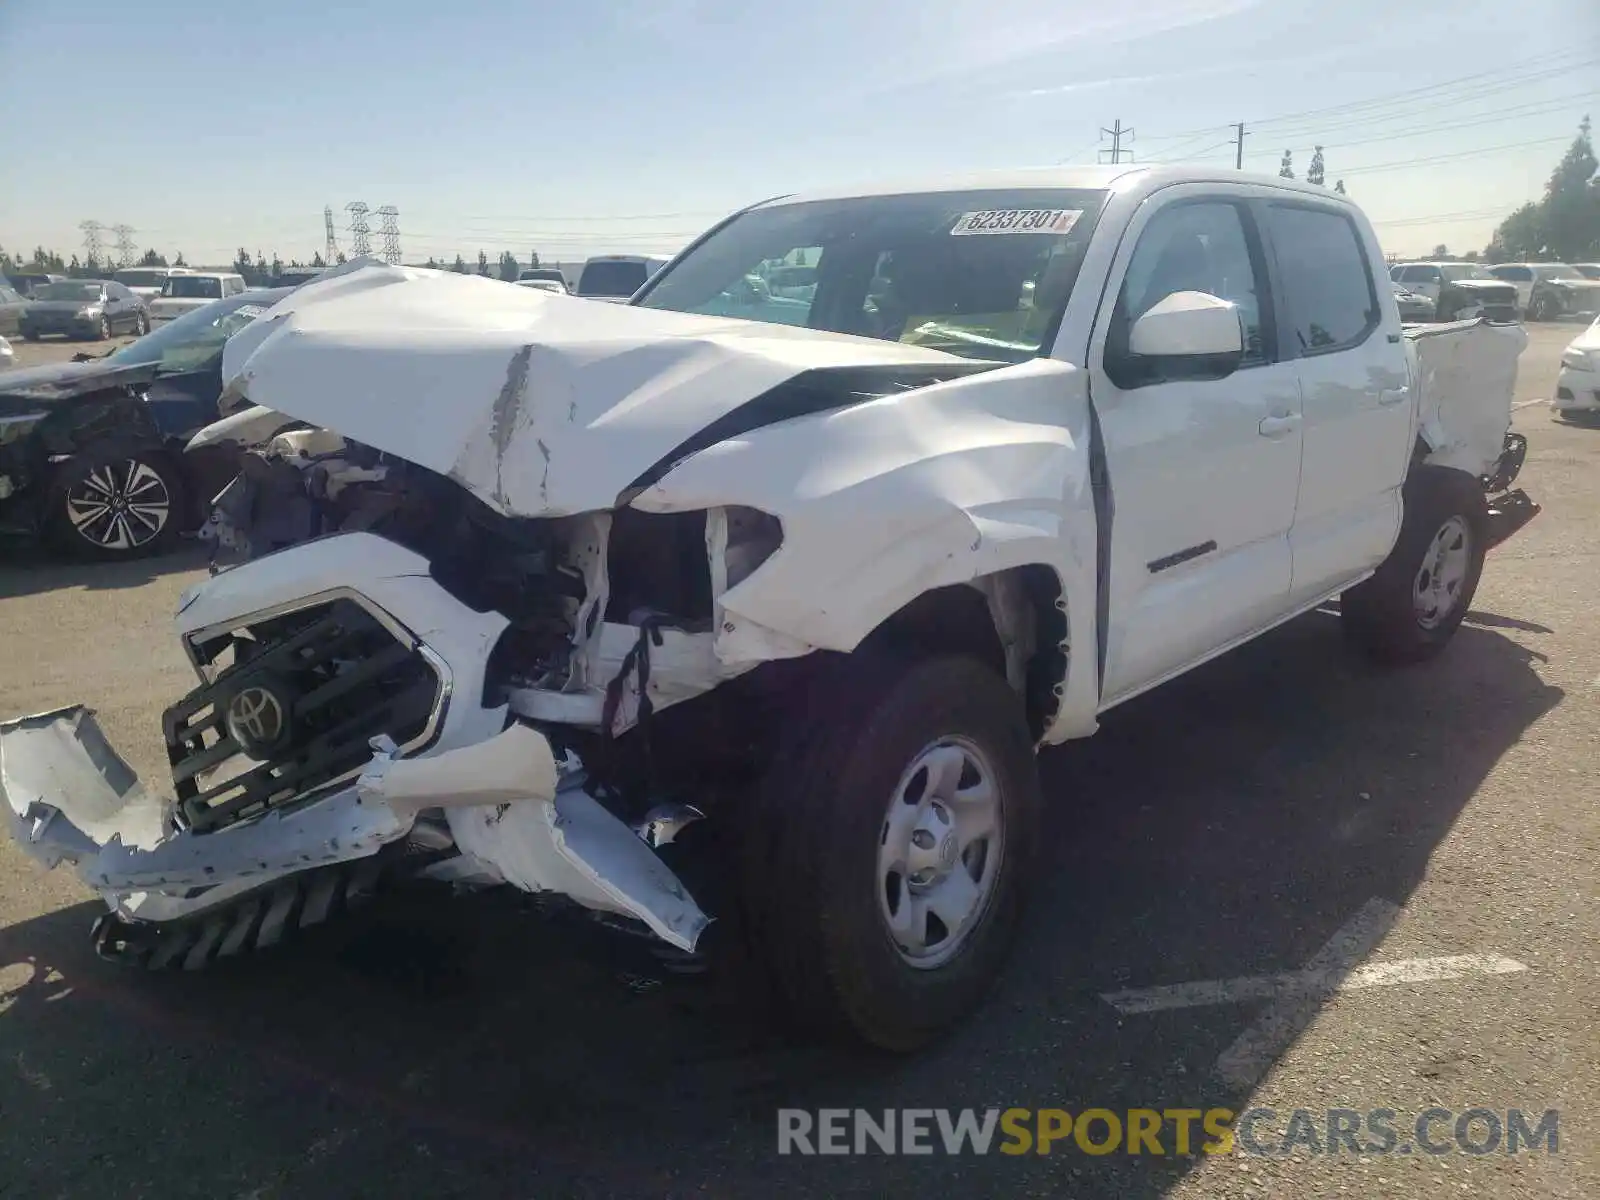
top-left (1126, 290), bottom-right (1245, 381)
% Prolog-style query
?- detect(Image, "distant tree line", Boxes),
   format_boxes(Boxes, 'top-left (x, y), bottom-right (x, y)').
top-left (1482, 116), bottom-right (1599, 262)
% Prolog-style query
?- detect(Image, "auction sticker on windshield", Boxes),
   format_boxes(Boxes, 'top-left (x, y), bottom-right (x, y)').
top-left (951, 209), bottom-right (1082, 236)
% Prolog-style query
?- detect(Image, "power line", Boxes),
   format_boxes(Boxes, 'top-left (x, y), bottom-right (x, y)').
top-left (1327, 134), bottom-right (1573, 178)
top-left (1140, 50), bottom-right (1598, 146)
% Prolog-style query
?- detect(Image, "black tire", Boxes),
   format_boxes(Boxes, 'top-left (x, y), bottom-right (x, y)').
top-left (740, 653), bottom-right (1042, 1052)
top-left (1529, 292), bottom-right (1559, 322)
top-left (136, 310), bottom-right (150, 335)
top-left (46, 446), bottom-right (185, 561)
top-left (22, 328), bottom-right (39, 342)
top-left (1341, 466), bottom-right (1487, 665)
top-left (93, 315), bottom-right (110, 340)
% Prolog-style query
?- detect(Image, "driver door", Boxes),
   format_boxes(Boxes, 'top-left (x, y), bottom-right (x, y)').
top-left (1089, 191), bottom-right (1304, 706)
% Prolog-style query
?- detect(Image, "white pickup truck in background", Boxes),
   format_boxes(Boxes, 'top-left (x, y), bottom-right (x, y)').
top-left (0, 166), bottom-right (1539, 1052)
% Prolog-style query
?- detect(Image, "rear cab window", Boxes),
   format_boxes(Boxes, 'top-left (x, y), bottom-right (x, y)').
top-left (1262, 205), bottom-right (1379, 355)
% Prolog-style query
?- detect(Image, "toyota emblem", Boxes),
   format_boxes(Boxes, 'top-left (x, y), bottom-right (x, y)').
top-left (225, 684), bottom-right (287, 755)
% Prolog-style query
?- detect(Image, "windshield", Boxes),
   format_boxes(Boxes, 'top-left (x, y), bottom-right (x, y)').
top-left (35, 281), bottom-right (104, 302)
top-left (1536, 264), bottom-right (1584, 280)
top-left (1440, 264), bottom-right (1494, 282)
top-left (578, 260), bottom-right (650, 298)
top-left (164, 276), bottom-right (224, 299)
top-left (108, 292), bottom-right (272, 372)
top-left (636, 188), bottom-right (1108, 362)
top-left (520, 269), bottom-right (566, 283)
top-left (115, 269), bottom-right (170, 288)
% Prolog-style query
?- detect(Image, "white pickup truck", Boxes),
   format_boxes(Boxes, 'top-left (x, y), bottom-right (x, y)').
top-left (0, 166), bottom-right (1539, 1052)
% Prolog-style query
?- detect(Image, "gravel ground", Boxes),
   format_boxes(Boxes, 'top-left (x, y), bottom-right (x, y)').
top-left (0, 323), bottom-right (1593, 1199)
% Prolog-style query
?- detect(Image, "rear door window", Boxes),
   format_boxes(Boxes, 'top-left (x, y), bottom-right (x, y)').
top-left (1263, 205), bottom-right (1380, 354)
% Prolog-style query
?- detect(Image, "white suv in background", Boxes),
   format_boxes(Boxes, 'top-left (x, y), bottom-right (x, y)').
top-left (113, 265), bottom-right (193, 301)
top-left (574, 254), bottom-right (671, 303)
top-left (148, 272), bottom-right (248, 325)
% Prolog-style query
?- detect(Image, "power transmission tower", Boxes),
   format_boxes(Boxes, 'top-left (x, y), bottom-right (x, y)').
top-left (324, 206), bottom-right (342, 264)
top-left (1098, 119), bottom-right (1134, 164)
top-left (376, 205), bottom-right (401, 265)
top-left (111, 224), bottom-right (138, 268)
top-left (79, 220), bottom-right (104, 266)
top-left (1233, 122), bottom-right (1248, 170)
top-left (346, 202), bottom-right (373, 258)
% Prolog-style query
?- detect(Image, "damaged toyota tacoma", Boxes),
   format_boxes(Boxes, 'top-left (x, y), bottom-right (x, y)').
top-left (1, 167), bottom-right (1539, 1051)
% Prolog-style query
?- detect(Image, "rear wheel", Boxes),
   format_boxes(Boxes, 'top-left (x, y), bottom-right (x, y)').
top-left (1342, 467), bottom-right (1487, 664)
top-left (741, 653), bottom-right (1041, 1051)
top-left (47, 447), bottom-right (184, 561)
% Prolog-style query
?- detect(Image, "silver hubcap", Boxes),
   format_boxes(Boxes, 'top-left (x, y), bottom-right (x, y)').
top-left (877, 737), bottom-right (1004, 970)
top-left (67, 459), bottom-right (171, 550)
top-left (1413, 515), bottom-right (1472, 629)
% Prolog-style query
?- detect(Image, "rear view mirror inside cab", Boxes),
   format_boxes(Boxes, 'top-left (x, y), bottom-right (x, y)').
top-left (1111, 290), bottom-right (1246, 388)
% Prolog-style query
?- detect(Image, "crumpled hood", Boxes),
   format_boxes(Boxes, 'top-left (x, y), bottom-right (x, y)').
top-left (0, 357), bottom-right (158, 407)
top-left (219, 263), bottom-right (974, 517)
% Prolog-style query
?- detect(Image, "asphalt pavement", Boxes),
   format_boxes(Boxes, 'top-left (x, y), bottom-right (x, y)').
top-left (0, 324), bottom-right (1594, 1199)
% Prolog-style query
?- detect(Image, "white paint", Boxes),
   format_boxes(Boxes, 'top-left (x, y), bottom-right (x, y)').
top-left (1512, 398), bottom-right (1549, 411)
top-left (1126, 290), bottom-right (1243, 358)
top-left (1411, 319), bottom-right (1530, 475)
top-left (1213, 898), bottom-right (1399, 1087)
top-left (1552, 317), bottom-right (1600, 412)
top-left (1102, 953), bottom-right (1528, 1015)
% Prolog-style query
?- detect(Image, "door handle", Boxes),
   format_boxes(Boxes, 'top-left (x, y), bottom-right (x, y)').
top-left (1378, 387), bottom-right (1410, 407)
top-left (1258, 411), bottom-right (1301, 438)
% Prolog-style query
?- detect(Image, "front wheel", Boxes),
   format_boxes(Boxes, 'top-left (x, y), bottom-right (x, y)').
top-left (741, 654), bottom-right (1042, 1051)
top-left (1341, 467), bottom-right (1488, 665)
top-left (135, 311), bottom-right (150, 336)
top-left (47, 447), bottom-right (185, 561)
top-left (93, 315), bottom-right (110, 340)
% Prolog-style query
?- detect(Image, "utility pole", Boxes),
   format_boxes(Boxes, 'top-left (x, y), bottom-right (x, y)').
top-left (78, 220), bottom-right (104, 267)
top-left (376, 206), bottom-right (401, 266)
top-left (1098, 119), bottom-right (1134, 164)
top-left (345, 202), bottom-right (373, 259)
top-left (1234, 122), bottom-right (1247, 170)
top-left (111, 224), bottom-right (138, 268)
top-left (323, 206), bottom-right (342, 264)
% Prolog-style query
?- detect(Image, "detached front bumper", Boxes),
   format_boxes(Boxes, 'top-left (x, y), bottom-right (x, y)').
top-left (1, 706), bottom-right (709, 958)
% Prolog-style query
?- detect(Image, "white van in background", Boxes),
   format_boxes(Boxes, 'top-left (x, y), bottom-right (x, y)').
top-left (574, 254), bottom-right (671, 303)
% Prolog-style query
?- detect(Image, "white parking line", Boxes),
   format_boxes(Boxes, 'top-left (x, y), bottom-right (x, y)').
top-left (1512, 398), bottom-right (1549, 410)
top-left (1101, 953), bottom-right (1528, 1015)
top-left (1100, 899), bottom-right (1531, 1089)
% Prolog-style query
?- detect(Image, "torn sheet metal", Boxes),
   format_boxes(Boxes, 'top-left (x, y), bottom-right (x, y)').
top-left (630, 355), bottom-right (1102, 742)
top-left (1408, 319), bottom-right (1527, 477)
top-left (445, 771), bottom-right (710, 952)
top-left (218, 263), bottom-right (966, 520)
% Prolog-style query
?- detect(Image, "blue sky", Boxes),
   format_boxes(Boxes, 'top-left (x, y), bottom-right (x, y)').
top-left (1, 0), bottom-right (1596, 267)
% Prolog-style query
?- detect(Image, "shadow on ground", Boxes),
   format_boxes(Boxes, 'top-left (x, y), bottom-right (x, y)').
top-left (0, 613), bottom-right (1562, 1198)
top-left (0, 542), bottom-right (208, 600)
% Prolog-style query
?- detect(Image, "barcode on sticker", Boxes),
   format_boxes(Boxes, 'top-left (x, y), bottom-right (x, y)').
top-left (950, 209), bottom-right (1082, 236)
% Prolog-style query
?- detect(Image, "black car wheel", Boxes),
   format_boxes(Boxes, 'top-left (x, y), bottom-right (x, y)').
top-left (135, 311), bottom-right (150, 336)
top-left (22, 328), bottom-right (40, 342)
top-left (48, 448), bottom-right (184, 560)
top-left (1528, 292), bottom-right (1559, 322)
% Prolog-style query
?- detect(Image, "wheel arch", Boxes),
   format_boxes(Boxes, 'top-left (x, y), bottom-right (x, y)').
top-left (860, 564), bottom-right (1071, 743)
